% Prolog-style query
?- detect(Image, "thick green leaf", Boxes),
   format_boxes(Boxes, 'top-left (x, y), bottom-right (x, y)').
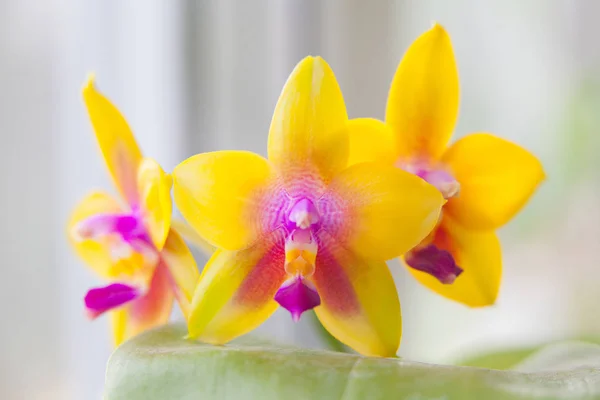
top-left (459, 337), bottom-right (600, 370)
top-left (105, 324), bottom-right (600, 400)
top-left (458, 347), bottom-right (542, 370)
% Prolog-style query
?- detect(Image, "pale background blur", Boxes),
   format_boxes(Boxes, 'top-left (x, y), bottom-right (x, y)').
top-left (1, 0), bottom-right (599, 398)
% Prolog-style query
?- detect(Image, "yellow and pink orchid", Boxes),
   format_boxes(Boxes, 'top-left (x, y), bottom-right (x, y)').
top-left (347, 24), bottom-right (545, 306)
top-left (68, 77), bottom-right (200, 346)
top-left (172, 56), bottom-right (445, 357)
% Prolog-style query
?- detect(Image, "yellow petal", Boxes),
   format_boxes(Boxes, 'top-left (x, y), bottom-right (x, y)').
top-left (313, 231), bottom-right (401, 357)
top-left (173, 150), bottom-right (276, 251)
top-left (68, 191), bottom-right (122, 278)
top-left (83, 76), bottom-right (144, 205)
top-left (443, 133), bottom-right (545, 230)
top-left (268, 56), bottom-right (349, 184)
top-left (346, 118), bottom-right (398, 166)
top-left (386, 23), bottom-right (459, 160)
top-left (110, 263), bottom-right (174, 346)
top-left (406, 216), bottom-right (501, 307)
top-left (138, 157), bottom-right (172, 250)
top-left (319, 162), bottom-right (444, 261)
top-left (160, 229), bottom-right (200, 319)
top-left (187, 229), bottom-right (286, 344)
top-left (110, 307), bottom-right (128, 347)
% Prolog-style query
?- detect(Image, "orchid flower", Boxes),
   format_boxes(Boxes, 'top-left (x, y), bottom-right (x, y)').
top-left (347, 24), bottom-right (545, 306)
top-left (172, 56), bottom-right (445, 357)
top-left (68, 77), bottom-right (200, 346)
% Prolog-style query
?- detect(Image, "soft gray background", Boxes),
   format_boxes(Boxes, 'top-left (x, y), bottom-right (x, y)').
top-left (1, 0), bottom-right (599, 398)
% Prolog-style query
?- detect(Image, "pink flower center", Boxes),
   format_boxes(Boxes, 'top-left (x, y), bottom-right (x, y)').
top-left (397, 161), bottom-right (464, 284)
top-left (275, 197), bottom-right (322, 321)
top-left (73, 209), bottom-right (159, 315)
top-left (73, 210), bottom-right (158, 267)
top-left (401, 162), bottom-right (460, 199)
top-left (287, 197), bottom-right (320, 230)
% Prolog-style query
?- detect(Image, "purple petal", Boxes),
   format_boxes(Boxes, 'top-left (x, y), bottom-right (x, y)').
top-left (84, 283), bottom-right (140, 319)
top-left (274, 277), bottom-right (321, 322)
top-left (405, 245), bottom-right (463, 284)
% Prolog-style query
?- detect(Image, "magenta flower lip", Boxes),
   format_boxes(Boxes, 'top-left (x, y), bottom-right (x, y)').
top-left (274, 276), bottom-right (321, 322)
top-left (405, 244), bottom-right (463, 284)
top-left (85, 283), bottom-right (140, 319)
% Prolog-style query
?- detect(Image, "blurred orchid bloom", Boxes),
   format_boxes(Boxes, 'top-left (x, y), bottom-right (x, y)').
top-left (173, 56), bottom-right (445, 357)
top-left (347, 23), bottom-right (545, 307)
top-left (68, 77), bottom-right (200, 346)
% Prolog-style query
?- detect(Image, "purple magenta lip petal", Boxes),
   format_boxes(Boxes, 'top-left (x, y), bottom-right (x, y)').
top-left (274, 277), bottom-right (321, 322)
top-left (84, 283), bottom-right (139, 319)
top-left (405, 245), bottom-right (463, 285)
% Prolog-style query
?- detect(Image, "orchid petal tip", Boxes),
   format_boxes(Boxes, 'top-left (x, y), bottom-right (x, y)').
top-left (291, 312), bottom-right (302, 323)
top-left (430, 21), bottom-right (443, 30)
top-left (83, 73), bottom-right (97, 93)
top-left (85, 308), bottom-right (101, 320)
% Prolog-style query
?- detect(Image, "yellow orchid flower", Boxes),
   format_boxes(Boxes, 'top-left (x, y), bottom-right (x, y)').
top-left (173, 56), bottom-right (445, 357)
top-left (68, 77), bottom-right (200, 346)
top-left (347, 23), bottom-right (545, 307)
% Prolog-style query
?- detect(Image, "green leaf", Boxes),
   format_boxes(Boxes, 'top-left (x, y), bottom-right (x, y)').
top-left (459, 337), bottom-right (600, 370)
top-left (458, 346), bottom-right (542, 370)
top-left (105, 324), bottom-right (600, 400)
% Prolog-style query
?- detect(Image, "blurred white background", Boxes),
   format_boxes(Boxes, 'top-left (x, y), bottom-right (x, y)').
top-left (1, 0), bottom-right (599, 398)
